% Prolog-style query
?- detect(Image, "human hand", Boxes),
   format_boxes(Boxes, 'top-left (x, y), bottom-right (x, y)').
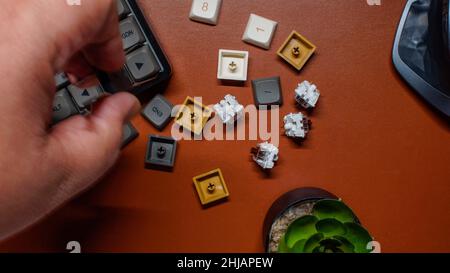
top-left (0, 0), bottom-right (140, 240)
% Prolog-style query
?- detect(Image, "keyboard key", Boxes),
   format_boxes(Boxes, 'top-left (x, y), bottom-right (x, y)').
top-left (174, 97), bottom-right (212, 135)
top-left (242, 14), bottom-right (278, 50)
top-left (141, 94), bottom-right (173, 130)
top-left (102, 68), bottom-right (134, 92)
top-left (145, 135), bottom-right (177, 171)
top-left (54, 73), bottom-right (70, 90)
top-left (193, 168), bottom-right (229, 206)
top-left (126, 46), bottom-right (160, 82)
top-left (117, 0), bottom-right (130, 19)
top-left (120, 16), bottom-right (145, 51)
top-left (277, 31), bottom-right (316, 71)
top-left (217, 49), bottom-right (249, 81)
top-left (252, 76), bottom-right (283, 107)
top-left (52, 89), bottom-right (79, 124)
top-left (189, 0), bottom-right (222, 25)
top-left (122, 122), bottom-right (139, 148)
top-left (96, 0), bottom-right (172, 96)
top-left (67, 85), bottom-right (103, 109)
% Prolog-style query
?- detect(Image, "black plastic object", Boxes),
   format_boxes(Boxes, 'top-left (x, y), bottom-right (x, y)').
top-left (445, 0), bottom-right (450, 60)
top-left (393, 0), bottom-right (450, 118)
top-left (252, 77), bottom-right (283, 108)
top-left (98, 0), bottom-right (172, 97)
top-left (145, 135), bottom-right (177, 171)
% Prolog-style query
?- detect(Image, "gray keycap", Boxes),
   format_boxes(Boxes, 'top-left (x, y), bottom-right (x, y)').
top-left (252, 76), bottom-right (283, 107)
top-left (117, 0), bottom-right (130, 18)
top-left (145, 135), bottom-right (177, 171)
top-left (103, 68), bottom-right (134, 91)
top-left (102, 68), bottom-right (134, 92)
top-left (52, 89), bottom-right (79, 124)
top-left (67, 85), bottom-right (103, 109)
top-left (54, 73), bottom-right (70, 90)
top-left (141, 94), bottom-right (173, 130)
top-left (120, 16), bottom-right (145, 51)
top-left (126, 46), bottom-right (160, 82)
top-left (122, 122), bottom-right (139, 148)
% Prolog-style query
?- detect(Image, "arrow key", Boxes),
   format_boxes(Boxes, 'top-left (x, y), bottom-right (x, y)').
top-left (67, 84), bottom-right (103, 109)
top-left (126, 46), bottom-right (161, 82)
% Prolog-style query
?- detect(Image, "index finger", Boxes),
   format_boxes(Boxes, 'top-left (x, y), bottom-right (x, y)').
top-left (13, 0), bottom-right (124, 75)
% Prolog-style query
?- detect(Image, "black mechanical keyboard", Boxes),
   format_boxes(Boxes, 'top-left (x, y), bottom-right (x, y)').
top-left (52, 0), bottom-right (172, 126)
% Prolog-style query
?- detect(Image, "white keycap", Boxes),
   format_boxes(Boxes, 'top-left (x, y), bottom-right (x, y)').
top-left (242, 14), bottom-right (278, 49)
top-left (189, 0), bottom-right (222, 25)
top-left (217, 49), bottom-right (249, 81)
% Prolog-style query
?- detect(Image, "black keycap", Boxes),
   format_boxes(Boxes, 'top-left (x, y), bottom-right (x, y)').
top-left (252, 76), bottom-right (283, 107)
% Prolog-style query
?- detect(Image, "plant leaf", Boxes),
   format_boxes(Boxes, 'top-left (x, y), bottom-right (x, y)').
top-left (313, 246), bottom-right (326, 253)
top-left (291, 239), bottom-right (307, 253)
top-left (285, 215), bottom-right (319, 249)
top-left (312, 199), bottom-right (356, 223)
top-left (319, 238), bottom-right (346, 253)
top-left (315, 219), bottom-right (347, 236)
top-left (333, 236), bottom-right (356, 253)
top-left (343, 223), bottom-right (373, 253)
top-left (277, 235), bottom-right (290, 253)
top-left (302, 233), bottom-right (325, 253)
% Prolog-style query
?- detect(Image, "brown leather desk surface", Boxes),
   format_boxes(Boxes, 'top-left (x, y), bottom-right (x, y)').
top-left (1, 0), bottom-right (450, 253)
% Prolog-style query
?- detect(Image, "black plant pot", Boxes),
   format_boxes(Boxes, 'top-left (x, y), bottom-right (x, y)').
top-left (262, 187), bottom-right (340, 252)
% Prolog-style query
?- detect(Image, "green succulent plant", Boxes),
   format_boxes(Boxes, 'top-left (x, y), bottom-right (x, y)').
top-left (277, 199), bottom-right (373, 253)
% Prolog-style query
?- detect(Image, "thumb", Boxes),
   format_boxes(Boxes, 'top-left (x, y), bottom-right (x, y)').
top-left (48, 92), bottom-right (140, 197)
